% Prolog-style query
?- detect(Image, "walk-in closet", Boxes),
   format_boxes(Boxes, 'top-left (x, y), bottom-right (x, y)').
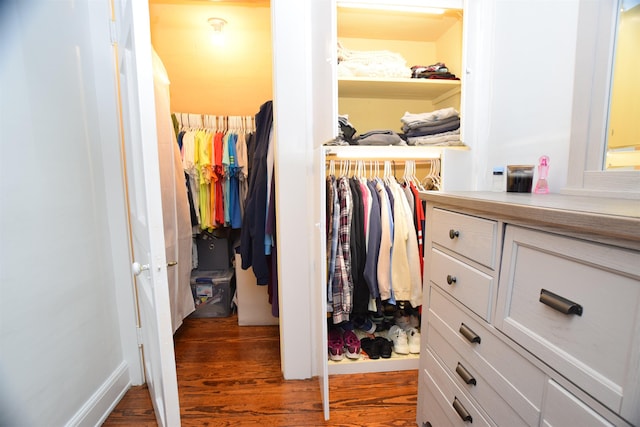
top-left (148, 0), bottom-right (279, 331)
top-left (148, 0), bottom-right (475, 420)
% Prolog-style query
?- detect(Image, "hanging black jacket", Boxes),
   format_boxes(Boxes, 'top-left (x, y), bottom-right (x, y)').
top-left (240, 100), bottom-right (273, 284)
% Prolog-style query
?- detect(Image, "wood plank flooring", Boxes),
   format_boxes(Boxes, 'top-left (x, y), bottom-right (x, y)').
top-left (103, 314), bottom-right (419, 426)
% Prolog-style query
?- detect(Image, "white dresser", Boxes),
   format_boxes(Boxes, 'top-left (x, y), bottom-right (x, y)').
top-left (417, 192), bottom-right (640, 427)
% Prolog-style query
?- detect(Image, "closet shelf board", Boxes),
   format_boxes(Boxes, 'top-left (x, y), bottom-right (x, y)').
top-left (324, 145), bottom-right (468, 161)
top-left (328, 354), bottom-right (419, 375)
top-left (338, 77), bottom-right (461, 100)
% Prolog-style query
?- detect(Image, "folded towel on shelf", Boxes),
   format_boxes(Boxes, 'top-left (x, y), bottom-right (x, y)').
top-left (404, 118), bottom-right (460, 138)
top-left (401, 107), bottom-right (460, 128)
top-left (401, 115), bottom-right (460, 134)
top-left (337, 42), bottom-right (412, 79)
top-left (407, 129), bottom-right (463, 146)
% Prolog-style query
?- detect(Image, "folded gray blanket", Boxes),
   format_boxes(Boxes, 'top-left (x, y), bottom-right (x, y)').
top-left (402, 115), bottom-right (460, 133)
top-left (357, 130), bottom-right (406, 146)
top-left (404, 118), bottom-right (460, 137)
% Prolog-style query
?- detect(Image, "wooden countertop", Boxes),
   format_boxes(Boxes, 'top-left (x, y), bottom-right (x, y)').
top-left (418, 191), bottom-right (640, 247)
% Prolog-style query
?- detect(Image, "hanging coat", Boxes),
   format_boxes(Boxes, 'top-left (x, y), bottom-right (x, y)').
top-left (239, 100), bottom-right (273, 284)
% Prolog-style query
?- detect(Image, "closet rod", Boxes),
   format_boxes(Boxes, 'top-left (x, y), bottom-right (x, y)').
top-left (324, 155), bottom-right (440, 163)
top-left (174, 112), bottom-right (256, 131)
top-left (324, 145), bottom-right (463, 161)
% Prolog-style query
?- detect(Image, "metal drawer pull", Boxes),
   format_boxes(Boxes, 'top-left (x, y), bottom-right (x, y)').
top-left (453, 397), bottom-right (473, 423)
top-left (447, 274), bottom-right (457, 285)
top-left (539, 289), bottom-right (583, 316)
top-left (456, 362), bottom-right (477, 386)
top-left (449, 229), bottom-right (460, 239)
top-left (459, 323), bottom-right (481, 344)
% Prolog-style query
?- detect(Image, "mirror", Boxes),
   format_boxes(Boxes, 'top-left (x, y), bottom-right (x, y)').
top-left (605, 0), bottom-right (640, 169)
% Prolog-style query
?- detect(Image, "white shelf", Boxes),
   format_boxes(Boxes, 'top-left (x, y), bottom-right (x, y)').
top-left (328, 353), bottom-right (419, 375)
top-left (338, 77), bottom-right (461, 100)
top-left (324, 145), bottom-right (468, 161)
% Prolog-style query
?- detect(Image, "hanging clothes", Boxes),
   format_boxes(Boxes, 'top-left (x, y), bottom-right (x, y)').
top-left (325, 160), bottom-right (425, 322)
top-left (236, 130), bottom-right (249, 220)
top-left (240, 100), bottom-right (274, 285)
top-left (227, 132), bottom-right (242, 229)
top-left (173, 114), bottom-right (254, 232)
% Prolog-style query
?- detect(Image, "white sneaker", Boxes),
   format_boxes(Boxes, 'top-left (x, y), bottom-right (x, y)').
top-left (387, 325), bottom-right (409, 355)
top-left (406, 327), bottom-right (421, 354)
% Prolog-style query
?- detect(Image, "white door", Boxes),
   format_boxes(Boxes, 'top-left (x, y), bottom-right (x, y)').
top-left (111, 0), bottom-right (181, 426)
top-left (310, 0), bottom-right (337, 419)
top-left (313, 146), bottom-right (330, 420)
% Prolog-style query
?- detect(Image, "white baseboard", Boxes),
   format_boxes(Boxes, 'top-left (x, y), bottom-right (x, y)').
top-left (64, 361), bottom-right (132, 427)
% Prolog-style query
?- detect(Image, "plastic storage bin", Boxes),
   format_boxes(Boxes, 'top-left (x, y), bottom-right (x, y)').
top-left (189, 269), bottom-right (234, 318)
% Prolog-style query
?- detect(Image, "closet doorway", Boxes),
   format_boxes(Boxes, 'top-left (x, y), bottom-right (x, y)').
top-left (146, 0), bottom-right (279, 406)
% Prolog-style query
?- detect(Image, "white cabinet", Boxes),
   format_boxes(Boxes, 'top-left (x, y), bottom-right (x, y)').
top-left (336, 1), bottom-right (466, 133)
top-left (322, 1), bottom-right (475, 380)
top-left (418, 192), bottom-right (639, 427)
top-left (542, 380), bottom-right (616, 427)
top-left (330, 0), bottom-right (476, 190)
top-left (496, 225), bottom-right (640, 422)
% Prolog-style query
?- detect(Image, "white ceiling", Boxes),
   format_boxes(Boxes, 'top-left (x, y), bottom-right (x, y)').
top-left (338, 8), bottom-right (461, 42)
top-left (148, 1), bottom-right (461, 42)
top-left (149, 0), bottom-right (269, 6)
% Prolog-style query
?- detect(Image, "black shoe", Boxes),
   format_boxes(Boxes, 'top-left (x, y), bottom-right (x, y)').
top-left (375, 336), bottom-right (393, 359)
top-left (361, 337), bottom-right (380, 359)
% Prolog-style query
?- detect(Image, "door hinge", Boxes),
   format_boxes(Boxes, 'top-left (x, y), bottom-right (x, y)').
top-left (136, 327), bottom-right (143, 347)
top-left (109, 19), bottom-right (117, 45)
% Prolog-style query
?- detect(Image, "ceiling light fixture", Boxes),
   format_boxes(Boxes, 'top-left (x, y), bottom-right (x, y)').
top-left (208, 17), bottom-right (227, 45)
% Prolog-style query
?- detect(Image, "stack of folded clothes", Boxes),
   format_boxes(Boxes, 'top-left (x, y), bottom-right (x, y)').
top-left (410, 63), bottom-right (459, 80)
top-left (337, 42), bottom-right (412, 79)
top-left (325, 115), bottom-right (358, 146)
top-left (400, 107), bottom-right (464, 146)
top-left (357, 129), bottom-right (405, 146)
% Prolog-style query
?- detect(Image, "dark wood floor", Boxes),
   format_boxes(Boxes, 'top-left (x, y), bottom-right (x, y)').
top-left (103, 314), bottom-right (418, 426)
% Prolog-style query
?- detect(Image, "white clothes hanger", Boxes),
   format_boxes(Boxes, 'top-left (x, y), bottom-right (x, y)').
top-left (403, 160), bottom-right (411, 185)
top-left (413, 160), bottom-right (425, 191)
top-left (423, 158), bottom-right (441, 190)
top-left (329, 159), bottom-right (336, 177)
top-left (383, 160), bottom-right (391, 184)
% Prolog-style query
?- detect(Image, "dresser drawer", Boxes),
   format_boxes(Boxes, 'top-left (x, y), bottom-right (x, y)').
top-left (431, 208), bottom-right (498, 269)
top-left (423, 348), bottom-right (495, 427)
top-left (419, 379), bottom-right (459, 427)
top-left (496, 225), bottom-right (640, 421)
top-left (428, 286), bottom-right (544, 425)
top-left (427, 321), bottom-right (533, 426)
top-left (430, 249), bottom-right (494, 321)
top-left (542, 380), bottom-right (621, 427)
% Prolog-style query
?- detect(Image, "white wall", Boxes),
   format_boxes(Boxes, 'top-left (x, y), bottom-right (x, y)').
top-left (0, 1), bottom-right (133, 425)
top-left (271, 0), bottom-right (316, 380)
top-left (477, 0), bottom-right (579, 192)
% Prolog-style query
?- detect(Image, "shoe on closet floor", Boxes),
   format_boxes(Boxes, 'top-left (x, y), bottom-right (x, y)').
top-left (406, 327), bottom-right (421, 354)
top-left (328, 329), bottom-right (344, 361)
top-left (387, 325), bottom-right (410, 355)
top-left (375, 336), bottom-right (393, 359)
top-left (360, 337), bottom-right (380, 360)
top-left (343, 330), bottom-right (361, 360)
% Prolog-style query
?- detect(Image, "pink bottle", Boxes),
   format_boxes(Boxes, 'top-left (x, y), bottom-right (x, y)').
top-left (534, 155), bottom-right (550, 194)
